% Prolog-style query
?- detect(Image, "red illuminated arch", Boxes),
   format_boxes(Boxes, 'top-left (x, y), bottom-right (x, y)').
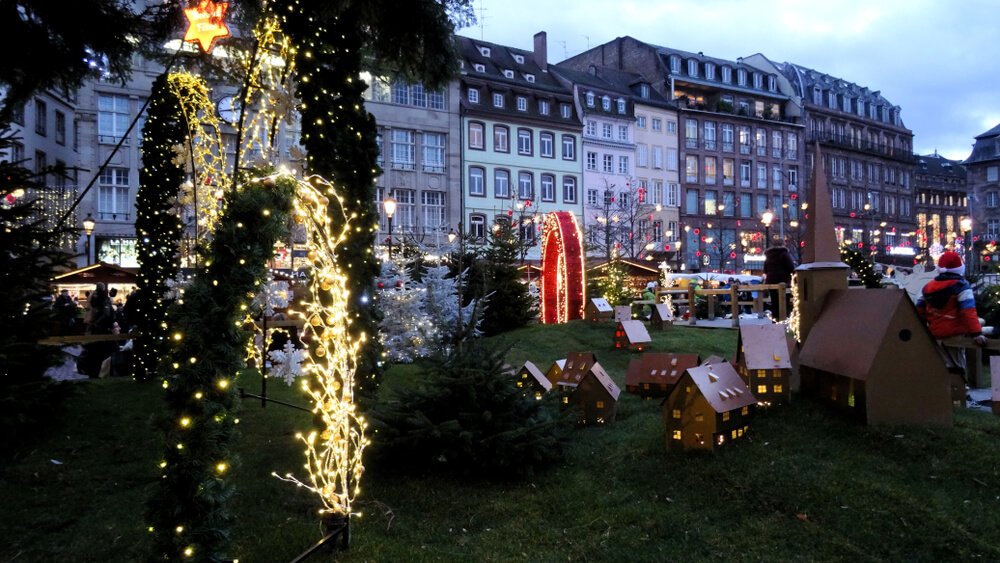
top-left (540, 211), bottom-right (585, 324)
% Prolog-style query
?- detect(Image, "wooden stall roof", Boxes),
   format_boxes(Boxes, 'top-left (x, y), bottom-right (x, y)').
top-left (51, 262), bottom-right (137, 285)
top-left (739, 324), bottom-right (792, 370)
top-left (518, 360), bottom-right (552, 391)
top-left (687, 362), bottom-right (757, 413)
top-left (626, 353), bottom-right (700, 388)
top-left (617, 320), bottom-right (651, 344)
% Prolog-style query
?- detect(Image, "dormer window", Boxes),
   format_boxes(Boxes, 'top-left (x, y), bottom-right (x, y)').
top-left (513, 54), bottom-right (524, 64)
top-left (516, 96), bottom-right (527, 111)
top-left (586, 91), bottom-right (595, 107)
top-left (705, 63), bottom-right (715, 80)
top-left (767, 75), bottom-right (776, 92)
top-left (721, 66), bottom-right (732, 83)
top-left (616, 98), bottom-right (626, 114)
top-left (479, 46), bottom-right (491, 57)
top-left (524, 73), bottom-right (535, 83)
top-left (737, 69), bottom-right (747, 87)
top-left (639, 83), bottom-right (650, 98)
top-left (473, 63), bottom-right (485, 73)
top-left (842, 95), bottom-right (851, 112)
top-left (538, 99), bottom-right (550, 114)
top-left (812, 86), bottom-right (822, 105)
top-left (561, 103), bottom-right (571, 118)
top-left (468, 88), bottom-right (479, 103)
top-left (752, 73), bottom-right (762, 89)
top-left (670, 55), bottom-right (681, 72)
top-left (503, 69), bottom-right (514, 79)
top-left (687, 59), bottom-right (698, 77)
top-left (601, 95), bottom-right (611, 111)
top-left (493, 92), bottom-right (504, 108)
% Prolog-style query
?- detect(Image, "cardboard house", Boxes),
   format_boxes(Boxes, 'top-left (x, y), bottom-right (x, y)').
top-left (614, 306), bottom-right (632, 323)
top-left (701, 355), bottom-right (726, 367)
top-left (548, 352), bottom-right (597, 391)
top-left (585, 298), bottom-right (614, 322)
top-left (735, 324), bottom-right (793, 405)
top-left (649, 304), bottom-right (674, 331)
top-left (662, 361), bottom-right (756, 451)
top-left (798, 288), bottom-right (953, 427)
top-left (625, 353), bottom-right (700, 397)
top-left (544, 358), bottom-right (566, 388)
top-left (614, 320), bottom-right (652, 352)
top-left (515, 360), bottom-right (552, 400)
top-left (572, 363), bottom-right (621, 424)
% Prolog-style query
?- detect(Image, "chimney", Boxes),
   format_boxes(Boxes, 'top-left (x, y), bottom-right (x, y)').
top-left (534, 31), bottom-right (548, 70)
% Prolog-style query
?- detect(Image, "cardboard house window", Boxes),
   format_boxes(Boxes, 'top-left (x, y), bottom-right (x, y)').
top-left (695, 413), bottom-right (704, 422)
top-left (596, 401), bottom-right (605, 409)
top-left (774, 384), bottom-right (783, 393)
top-left (722, 411), bottom-right (730, 421)
top-left (672, 430), bottom-right (682, 440)
top-left (562, 396), bottom-right (569, 404)
top-left (741, 406), bottom-right (748, 415)
top-left (672, 409), bottom-right (681, 419)
top-left (757, 385), bottom-right (767, 394)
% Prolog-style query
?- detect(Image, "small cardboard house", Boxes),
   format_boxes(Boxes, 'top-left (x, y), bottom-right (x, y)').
top-left (701, 354), bottom-right (726, 367)
top-left (798, 288), bottom-right (952, 426)
top-left (573, 363), bottom-right (621, 424)
top-left (662, 361), bottom-right (756, 451)
top-left (515, 360), bottom-right (551, 400)
top-left (625, 353), bottom-right (700, 397)
top-left (614, 305), bottom-right (632, 323)
top-left (545, 358), bottom-right (567, 388)
top-left (614, 320), bottom-right (652, 352)
top-left (650, 304), bottom-right (674, 331)
top-left (735, 324), bottom-right (793, 405)
top-left (549, 352), bottom-right (597, 391)
top-left (585, 298), bottom-right (614, 322)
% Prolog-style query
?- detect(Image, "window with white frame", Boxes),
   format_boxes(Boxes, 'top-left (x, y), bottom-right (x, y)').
top-left (603, 154), bottom-right (613, 173)
top-left (469, 166), bottom-right (485, 196)
top-left (637, 144), bottom-right (648, 167)
top-left (688, 59), bottom-right (698, 77)
top-left (618, 155), bottom-right (629, 175)
top-left (667, 120), bottom-right (676, 134)
top-left (469, 214), bottom-right (486, 240)
top-left (422, 132), bottom-right (445, 172)
top-left (721, 124), bottom-right (734, 152)
top-left (562, 135), bottom-right (575, 160)
top-left (772, 167), bottom-right (783, 190)
top-left (667, 183), bottom-right (680, 207)
top-left (670, 55), bottom-right (681, 72)
top-left (602, 123), bottom-right (612, 139)
top-left (987, 192), bottom-right (998, 208)
top-left (757, 163), bottom-right (767, 189)
top-left (563, 176), bottom-right (577, 203)
top-left (518, 171), bottom-right (533, 199)
top-left (517, 128), bottom-right (532, 155)
top-left (494, 125), bottom-right (509, 152)
top-left (723, 158), bottom-right (735, 186)
top-left (494, 169), bottom-right (510, 198)
top-left (703, 121), bottom-right (716, 150)
top-left (503, 70), bottom-right (515, 79)
top-left (737, 69), bottom-right (747, 87)
top-left (685, 119), bottom-right (698, 148)
top-left (988, 166), bottom-right (999, 182)
top-left (540, 132), bottom-right (554, 158)
top-left (586, 120), bottom-right (597, 136)
top-left (772, 131), bottom-right (782, 158)
top-left (538, 99), bottom-right (550, 114)
top-left (55, 110), bottom-right (66, 145)
top-left (561, 103), bottom-right (571, 118)
top-left (652, 118), bottom-right (662, 132)
top-left (617, 98), bottom-right (626, 114)
top-left (652, 180), bottom-right (664, 205)
top-left (468, 88), bottom-right (480, 103)
top-left (602, 96), bottom-right (611, 111)
top-left (587, 188), bottom-right (599, 207)
top-left (768, 75), bottom-right (776, 92)
top-left (98, 94), bottom-right (129, 144)
top-left (541, 174), bottom-right (555, 201)
top-left (787, 133), bottom-right (798, 159)
top-left (390, 129), bottom-right (415, 169)
top-left (525, 74), bottom-right (535, 83)
top-left (98, 167), bottom-right (130, 220)
top-left (586, 151), bottom-right (597, 171)
top-left (686, 155), bottom-right (698, 183)
top-left (421, 191), bottom-right (445, 230)
top-left (652, 146), bottom-right (663, 169)
top-left (468, 122), bottom-right (484, 149)
top-left (666, 148), bottom-right (677, 170)
top-left (492, 92), bottom-right (505, 108)
top-left (636, 115), bottom-right (647, 128)
top-left (618, 125), bottom-right (628, 141)
top-left (722, 66), bottom-right (732, 83)
top-left (586, 91), bottom-right (595, 107)
top-left (392, 189), bottom-right (415, 231)
top-left (516, 96), bottom-right (527, 111)
top-left (740, 193), bottom-right (751, 218)
top-left (35, 99), bottom-right (47, 136)
top-left (705, 62), bottom-right (715, 80)
top-left (704, 157), bottom-right (717, 184)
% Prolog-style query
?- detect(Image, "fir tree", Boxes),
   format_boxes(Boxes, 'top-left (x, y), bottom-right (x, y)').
top-left (376, 259), bottom-right (432, 362)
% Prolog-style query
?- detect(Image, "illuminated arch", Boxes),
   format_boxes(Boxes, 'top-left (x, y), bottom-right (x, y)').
top-left (540, 211), bottom-right (585, 323)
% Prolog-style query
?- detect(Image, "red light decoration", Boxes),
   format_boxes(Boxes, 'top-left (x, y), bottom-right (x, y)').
top-left (850, 211), bottom-right (856, 218)
top-left (693, 228), bottom-right (700, 235)
top-left (540, 211), bottom-right (585, 324)
top-left (183, 0), bottom-right (231, 53)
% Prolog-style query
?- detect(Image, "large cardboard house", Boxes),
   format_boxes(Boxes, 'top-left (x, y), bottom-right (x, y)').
top-left (662, 361), bottom-right (756, 451)
top-left (735, 324), bottom-right (793, 405)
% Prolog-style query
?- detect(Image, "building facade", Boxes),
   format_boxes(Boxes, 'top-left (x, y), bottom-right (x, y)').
top-left (964, 124), bottom-right (1000, 267)
top-left (456, 34), bottom-right (583, 261)
top-left (912, 152), bottom-right (968, 267)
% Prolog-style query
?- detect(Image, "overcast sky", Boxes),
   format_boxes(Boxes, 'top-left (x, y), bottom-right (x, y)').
top-left (460, 0), bottom-right (1000, 162)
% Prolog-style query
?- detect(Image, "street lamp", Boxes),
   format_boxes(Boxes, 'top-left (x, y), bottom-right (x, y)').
top-left (760, 209), bottom-right (774, 248)
top-left (383, 196), bottom-right (396, 259)
top-left (82, 213), bottom-right (96, 265)
top-left (961, 216), bottom-right (973, 274)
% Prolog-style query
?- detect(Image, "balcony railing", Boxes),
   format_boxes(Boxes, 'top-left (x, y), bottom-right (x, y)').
top-left (808, 131), bottom-right (915, 163)
top-left (685, 138), bottom-right (698, 149)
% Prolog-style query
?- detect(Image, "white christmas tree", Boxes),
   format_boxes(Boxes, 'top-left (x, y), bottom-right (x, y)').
top-left (420, 264), bottom-right (486, 345)
top-left (376, 258), bottom-right (432, 362)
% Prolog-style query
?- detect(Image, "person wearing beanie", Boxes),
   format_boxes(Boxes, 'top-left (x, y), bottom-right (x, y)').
top-left (915, 251), bottom-right (987, 375)
top-left (642, 281), bottom-right (658, 319)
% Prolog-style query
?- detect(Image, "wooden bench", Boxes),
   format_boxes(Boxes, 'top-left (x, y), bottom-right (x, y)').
top-left (940, 336), bottom-right (1000, 389)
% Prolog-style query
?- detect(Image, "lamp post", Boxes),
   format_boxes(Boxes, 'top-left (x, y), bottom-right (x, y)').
top-left (760, 209), bottom-right (774, 249)
top-left (961, 216), bottom-right (973, 274)
top-left (383, 196), bottom-right (396, 259)
top-left (82, 213), bottom-right (96, 265)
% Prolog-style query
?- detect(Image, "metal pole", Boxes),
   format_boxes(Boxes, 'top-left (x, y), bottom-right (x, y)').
top-left (387, 215), bottom-right (393, 259)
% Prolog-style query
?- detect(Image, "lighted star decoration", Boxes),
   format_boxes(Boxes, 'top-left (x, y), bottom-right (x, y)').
top-left (183, 0), bottom-right (231, 53)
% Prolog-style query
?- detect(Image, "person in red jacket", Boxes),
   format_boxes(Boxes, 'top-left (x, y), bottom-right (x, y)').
top-left (915, 251), bottom-right (987, 375)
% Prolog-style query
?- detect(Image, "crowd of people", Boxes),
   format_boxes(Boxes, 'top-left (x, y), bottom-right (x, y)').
top-left (52, 283), bottom-right (140, 377)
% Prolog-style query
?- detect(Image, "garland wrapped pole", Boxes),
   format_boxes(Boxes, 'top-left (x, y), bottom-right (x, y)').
top-left (147, 175), bottom-right (295, 562)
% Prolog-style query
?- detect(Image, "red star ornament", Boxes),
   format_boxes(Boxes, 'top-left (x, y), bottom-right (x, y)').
top-left (184, 0), bottom-right (231, 53)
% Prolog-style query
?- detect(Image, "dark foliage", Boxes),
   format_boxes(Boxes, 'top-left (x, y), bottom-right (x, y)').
top-left (840, 244), bottom-right (881, 288)
top-left (147, 175), bottom-right (295, 562)
top-left (370, 343), bottom-right (568, 479)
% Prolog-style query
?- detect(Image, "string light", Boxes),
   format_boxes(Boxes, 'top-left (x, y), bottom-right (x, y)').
top-left (540, 211), bottom-right (585, 323)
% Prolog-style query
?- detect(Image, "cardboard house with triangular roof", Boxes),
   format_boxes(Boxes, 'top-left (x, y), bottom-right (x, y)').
top-left (614, 320), bottom-right (651, 352)
top-left (544, 358), bottom-right (566, 388)
top-left (573, 363), bottom-right (621, 424)
top-left (548, 352), bottom-right (597, 391)
top-left (662, 361), bottom-right (756, 451)
top-left (614, 306), bottom-right (632, 323)
top-left (625, 353), bottom-right (700, 397)
top-left (515, 360), bottom-right (551, 400)
top-left (798, 288), bottom-right (953, 426)
top-left (649, 303), bottom-right (674, 331)
top-left (701, 355), bottom-right (726, 367)
top-left (735, 324), bottom-right (793, 405)
top-left (585, 298), bottom-right (614, 322)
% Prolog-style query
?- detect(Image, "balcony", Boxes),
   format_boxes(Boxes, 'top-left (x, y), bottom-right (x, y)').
top-left (685, 138), bottom-right (698, 149)
top-left (808, 131), bottom-right (915, 163)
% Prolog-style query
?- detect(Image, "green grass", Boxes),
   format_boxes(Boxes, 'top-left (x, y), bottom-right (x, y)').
top-left (2, 320), bottom-right (999, 561)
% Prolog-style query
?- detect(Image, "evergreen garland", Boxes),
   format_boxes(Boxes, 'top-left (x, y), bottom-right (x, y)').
top-left (133, 71), bottom-right (187, 381)
top-left (147, 175), bottom-right (295, 562)
top-left (275, 4), bottom-right (383, 399)
top-left (840, 244), bottom-right (881, 288)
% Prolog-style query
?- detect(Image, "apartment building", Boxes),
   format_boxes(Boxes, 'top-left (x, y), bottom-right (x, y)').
top-left (456, 34), bottom-right (583, 260)
top-left (965, 124), bottom-right (1000, 263)
top-left (913, 153), bottom-right (968, 267)
top-left (561, 37), bottom-right (804, 272)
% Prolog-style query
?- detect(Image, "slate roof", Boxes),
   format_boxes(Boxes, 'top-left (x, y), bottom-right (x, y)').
top-left (915, 153), bottom-right (967, 178)
top-left (779, 62), bottom-right (898, 110)
top-left (685, 361), bottom-right (756, 413)
top-left (964, 123), bottom-right (1000, 165)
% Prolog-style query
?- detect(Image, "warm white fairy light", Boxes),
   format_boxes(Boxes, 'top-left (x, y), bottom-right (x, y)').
top-left (272, 174), bottom-right (368, 518)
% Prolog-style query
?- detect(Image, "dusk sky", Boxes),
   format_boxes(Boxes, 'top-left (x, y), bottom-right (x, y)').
top-left (460, 0), bottom-right (1000, 163)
